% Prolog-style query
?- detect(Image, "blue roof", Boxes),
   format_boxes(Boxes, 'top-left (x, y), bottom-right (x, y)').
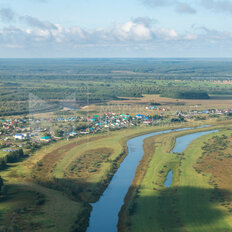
top-left (41, 136), bottom-right (51, 140)
top-left (3, 149), bottom-right (16, 152)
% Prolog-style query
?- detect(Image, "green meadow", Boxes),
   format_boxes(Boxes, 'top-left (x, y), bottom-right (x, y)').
top-left (1, 123), bottom-right (195, 231)
top-left (1, 120), bottom-right (232, 231)
top-left (121, 124), bottom-right (232, 232)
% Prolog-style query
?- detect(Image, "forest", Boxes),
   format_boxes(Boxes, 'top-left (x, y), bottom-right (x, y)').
top-left (0, 58), bottom-right (232, 116)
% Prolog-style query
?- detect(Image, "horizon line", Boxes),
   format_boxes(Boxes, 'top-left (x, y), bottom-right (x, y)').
top-left (0, 57), bottom-right (232, 59)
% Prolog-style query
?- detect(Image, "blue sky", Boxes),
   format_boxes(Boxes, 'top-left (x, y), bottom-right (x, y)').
top-left (0, 0), bottom-right (232, 57)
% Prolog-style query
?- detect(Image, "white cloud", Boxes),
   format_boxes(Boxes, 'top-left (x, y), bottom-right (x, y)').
top-left (0, 10), bottom-right (232, 57)
top-left (184, 34), bottom-right (198, 40)
top-left (1, 17), bottom-right (230, 51)
top-left (155, 28), bottom-right (179, 40)
top-left (111, 21), bottom-right (152, 41)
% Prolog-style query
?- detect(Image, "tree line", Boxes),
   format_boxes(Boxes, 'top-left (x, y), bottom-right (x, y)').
top-left (0, 149), bottom-right (24, 169)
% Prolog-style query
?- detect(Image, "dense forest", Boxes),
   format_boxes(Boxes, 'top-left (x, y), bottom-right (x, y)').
top-left (0, 58), bottom-right (232, 116)
top-left (160, 90), bottom-right (210, 99)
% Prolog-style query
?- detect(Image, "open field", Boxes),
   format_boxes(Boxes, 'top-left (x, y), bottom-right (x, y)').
top-left (1, 50), bottom-right (232, 232)
top-left (81, 94), bottom-right (232, 118)
top-left (119, 122), bottom-right (232, 232)
top-left (0, 150), bottom-right (7, 158)
top-left (1, 122), bottom-right (206, 231)
top-left (0, 92), bottom-right (232, 231)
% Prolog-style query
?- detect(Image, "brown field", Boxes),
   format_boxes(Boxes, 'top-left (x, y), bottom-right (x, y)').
top-left (81, 94), bottom-right (232, 116)
top-left (32, 135), bottom-right (108, 183)
top-left (196, 134), bottom-right (232, 205)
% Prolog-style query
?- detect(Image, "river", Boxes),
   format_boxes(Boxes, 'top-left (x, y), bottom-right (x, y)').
top-left (87, 125), bottom-right (216, 232)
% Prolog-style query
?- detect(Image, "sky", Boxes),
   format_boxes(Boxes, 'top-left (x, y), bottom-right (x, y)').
top-left (0, 0), bottom-right (232, 57)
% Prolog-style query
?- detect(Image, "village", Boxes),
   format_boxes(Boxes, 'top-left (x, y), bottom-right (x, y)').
top-left (0, 106), bottom-right (232, 157)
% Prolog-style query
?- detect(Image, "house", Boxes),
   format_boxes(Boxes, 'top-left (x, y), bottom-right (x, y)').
top-left (23, 133), bottom-right (30, 139)
top-left (136, 114), bottom-right (143, 119)
top-left (80, 131), bottom-right (89, 134)
top-left (3, 149), bottom-right (16, 152)
top-left (40, 136), bottom-right (51, 142)
top-left (70, 131), bottom-right (78, 136)
top-left (143, 120), bottom-right (152, 125)
top-left (14, 134), bottom-right (24, 140)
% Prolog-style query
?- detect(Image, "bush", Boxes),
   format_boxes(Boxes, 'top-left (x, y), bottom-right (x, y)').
top-left (6, 149), bottom-right (24, 163)
top-left (0, 176), bottom-right (3, 191)
top-left (0, 157), bottom-right (7, 169)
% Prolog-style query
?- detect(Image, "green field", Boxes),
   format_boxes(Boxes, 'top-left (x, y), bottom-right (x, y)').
top-left (120, 123), bottom-right (232, 232)
top-left (0, 150), bottom-right (7, 158)
top-left (1, 119), bottom-right (232, 231)
top-left (1, 123), bottom-right (199, 231)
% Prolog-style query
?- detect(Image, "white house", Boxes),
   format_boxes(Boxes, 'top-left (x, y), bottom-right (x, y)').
top-left (14, 134), bottom-right (24, 140)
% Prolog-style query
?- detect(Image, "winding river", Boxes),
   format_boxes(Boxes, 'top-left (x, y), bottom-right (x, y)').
top-left (172, 130), bottom-right (218, 153)
top-left (87, 125), bottom-right (216, 232)
top-left (164, 129), bottom-right (218, 188)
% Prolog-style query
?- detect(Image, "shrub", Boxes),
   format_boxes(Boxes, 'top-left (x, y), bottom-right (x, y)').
top-left (0, 157), bottom-right (7, 169)
top-left (0, 176), bottom-right (4, 192)
top-left (6, 149), bottom-right (24, 163)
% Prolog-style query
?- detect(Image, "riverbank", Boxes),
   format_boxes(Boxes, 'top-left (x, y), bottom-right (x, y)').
top-left (118, 122), bottom-right (232, 232)
top-left (0, 120), bottom-right (229, 231)
top-left (0, 122), bottom-right (201, 231)
top-left (88, 126), bottom-right (205, 231)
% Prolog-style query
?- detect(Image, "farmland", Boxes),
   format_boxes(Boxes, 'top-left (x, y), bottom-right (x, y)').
top-left (0, 58), bottom-right (232, 231)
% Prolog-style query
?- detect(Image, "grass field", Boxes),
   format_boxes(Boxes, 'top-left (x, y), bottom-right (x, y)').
top-left (119, 123), bottom-right (232, 232)
top-left (1, 120), bottom-right (231, 231)
top-left (83, 94), bottom-right (232, 117)
top-left (1, 122), bottom-right (202, 231)
top-left (0, 150), bottom-right (7, 158)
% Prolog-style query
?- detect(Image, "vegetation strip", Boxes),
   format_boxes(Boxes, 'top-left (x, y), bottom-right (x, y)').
top-left (118, 123), bottom-right (231, 232)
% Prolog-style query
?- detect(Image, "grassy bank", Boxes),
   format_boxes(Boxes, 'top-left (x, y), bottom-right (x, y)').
top-left (0, 122), bottom-right (203, 231)
top-left (119, 122), bottom-right (232, 232)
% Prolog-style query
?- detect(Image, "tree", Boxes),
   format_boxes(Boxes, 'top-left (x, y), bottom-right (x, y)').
top-left (19, 149), bottom-right (24, 158)
top-left (0, 158), bottom-right (7, 169)
top-left (55, 129), bottom-right (64, 137)
top-left (0, 176), bottom-right (3, 192)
